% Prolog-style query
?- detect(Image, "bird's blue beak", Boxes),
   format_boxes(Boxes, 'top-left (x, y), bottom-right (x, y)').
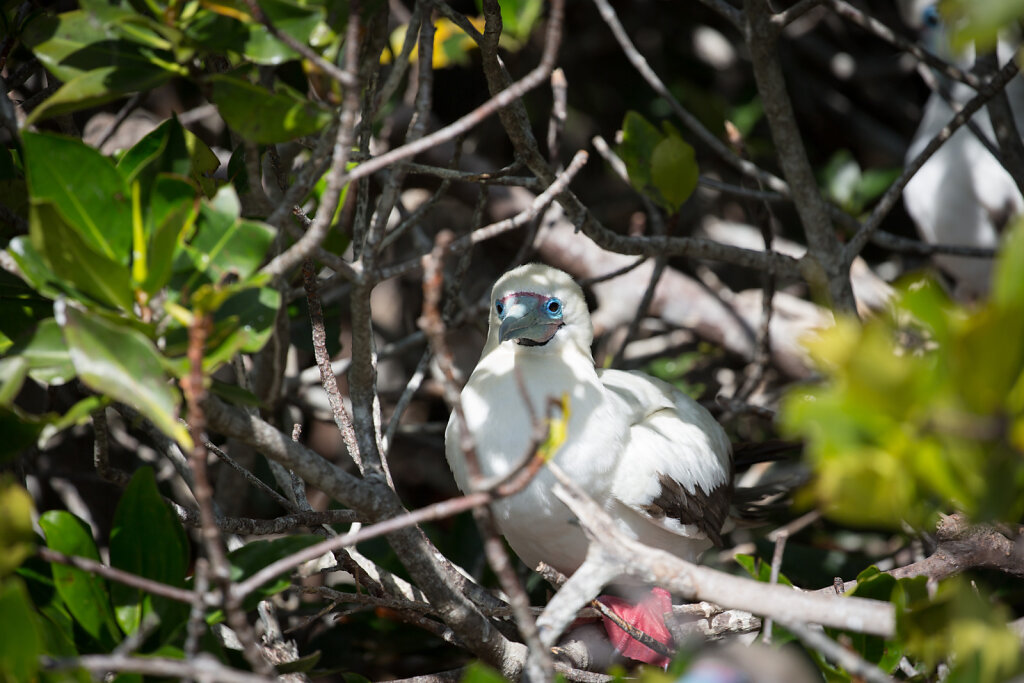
top-left (498, 297), bottom-right (562, 346)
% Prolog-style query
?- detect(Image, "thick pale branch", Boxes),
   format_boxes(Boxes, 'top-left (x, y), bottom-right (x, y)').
top-left (537, 463), bottom-right (895, 647)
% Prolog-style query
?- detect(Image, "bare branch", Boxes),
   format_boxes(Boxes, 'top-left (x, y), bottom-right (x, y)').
top-left (42, 654), bottom-right (273, 683)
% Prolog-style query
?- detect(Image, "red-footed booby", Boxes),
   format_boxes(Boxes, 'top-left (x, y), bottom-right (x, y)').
top-left (445, 264), bottom-right (733, 666)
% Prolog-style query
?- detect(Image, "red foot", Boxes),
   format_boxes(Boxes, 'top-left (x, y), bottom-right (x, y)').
top-left (599, 587), bottom-right (673, 668)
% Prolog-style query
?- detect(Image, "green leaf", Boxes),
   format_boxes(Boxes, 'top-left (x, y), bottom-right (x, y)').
top-left (5, 237), bottom-right (66, 301)
top-left (0, 408), bottom-right (43, 464)
top-left (992, 215), bottom-right (1024, 310)
top-left (172, 187), bottom-right (276, 295)
top-left (165, 285), bottom-right (281, 376)
top-left (0, 477), bottom-right (35, 578)
top-left (459, 662), bottom-right (507, 683)
top-left (184, 0), bottom-right (326, 65)
top-left (22, 10), bottom-right (149, 83)
top-left (27, 64), bottom-right (175, 124)
top-left (0, 577), bottom-right (43, 682)
top-left (109, 467), bottom-right (189, 637)
top-left (650, 132), bottom-right (698, 212)
top-left (210, 74), bottom-right (333, 143)
top-left (0, 271), bottom-right (54, 354)
top-left (224, 536), bottom-right (321, 607)
top-left (617, 110), bottom-right (662, 195)
top-left (40, 510), bottom-right (121, 647)
top-left (117, 117), bottom-right (220, 198)
top-left (4, 318), bottom-right (75, 386)
top-left (56, 300), bottom-right (191, 448)
top-left (140, 175), bottom-right (201, 295)
top-left (22, 132), bottom-right (132, 263)
top-left (616, 112), bottom-right (698, 214)
top-left (29, 202), bottom-right (134, 311)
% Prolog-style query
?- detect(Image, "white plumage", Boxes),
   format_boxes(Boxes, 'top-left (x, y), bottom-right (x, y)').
top-left (902, 3), bottom-right (1022, 299)
top-left (445, 264), bottom-right (733, 579)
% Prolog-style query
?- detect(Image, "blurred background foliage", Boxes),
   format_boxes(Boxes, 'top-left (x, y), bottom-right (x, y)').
top-left (783, 220), bottom-right (1024, 530)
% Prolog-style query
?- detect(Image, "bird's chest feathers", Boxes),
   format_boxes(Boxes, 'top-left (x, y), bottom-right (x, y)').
top-left (459, 346), bottom-right (625, 489)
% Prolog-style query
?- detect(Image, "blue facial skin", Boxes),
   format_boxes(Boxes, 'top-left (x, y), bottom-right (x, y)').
top-left (496, 293), bottom-right (564, 345)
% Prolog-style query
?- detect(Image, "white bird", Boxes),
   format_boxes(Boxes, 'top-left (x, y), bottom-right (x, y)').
top-left (902, 2), bottom-right (1023, 300)
top-left (445, 264), bottom-right (733, 665)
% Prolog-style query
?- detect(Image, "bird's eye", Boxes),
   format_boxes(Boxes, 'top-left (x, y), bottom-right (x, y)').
top-left (545, 298), bottom-right (562, 318)
top-left (495, 300), bottom-right (505, 317)
top-left (922, 5), bottom-right (940, 28)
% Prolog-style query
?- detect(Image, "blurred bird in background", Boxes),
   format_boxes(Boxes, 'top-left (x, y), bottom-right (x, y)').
top-left (901, 0), bottom-right (1024, 300)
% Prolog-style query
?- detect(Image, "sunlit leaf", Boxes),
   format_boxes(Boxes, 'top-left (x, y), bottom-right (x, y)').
top-left (22, 132), bottom-right (132, 263)
top-left (29, 202), bottom-right (134, 311)
top-left (26, 65), bottom-right (175, 124)
top-left (185, 0), bottom-right (327, 64)
top-left (56, 300), bottom-right (191, 448)
top-left (3, 318), bottom-right (75, 386)
top-left (172, 186), bottom-right (276, 295)
top-left (210, 74), bottom-right (332, 143)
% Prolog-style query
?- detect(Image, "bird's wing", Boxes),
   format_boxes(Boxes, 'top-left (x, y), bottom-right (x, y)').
top-left (598, 369), bottom-right (733, 548)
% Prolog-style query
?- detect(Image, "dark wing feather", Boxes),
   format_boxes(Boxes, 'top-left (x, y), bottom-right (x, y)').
top-left (642, 473), bottom-right (733, 547)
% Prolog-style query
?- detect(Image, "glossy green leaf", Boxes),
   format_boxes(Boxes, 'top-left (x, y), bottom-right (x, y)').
top-left (172, 187), bottom-right (276, 295)
top-left (22, 10), bottom-right (136, 82)
top-left (617, 110), bottom-right (662, 195)
top-left (38, 395), bottom-right (107, 450)
top-left (649, 132), bottom-right (698, 212)
top-left (56, 300), bottom-right (191, 448)
top-left (0, 577), bottom-right (43, 682)
top-left (165, 285), bottom-right (281, 376)
top-left (29, 202), bottom-right (134, 311)
top-left (28, 64), bottom-right (175, 124)
top-left (0, 271), bottom-right (53, 354)
top-left (5, 237), bottom-right (66, 302)
top-left (4, 318), bottom-right (75, 386)
top-left (0, 357), bottom-right (29, 408)
top-left (211, 74), bottom-right (332, 143)
top-left (77, 0), bottom-right (179, 50)
top-left (40, 510), bottom-right (121, 646)
top-left (117, 117), bottom-right (220, 198)
top-left (185, 0), bottom-right (326, 65)
top-left (110, 467), bottom-right (189, 636)
top-left (22, 132), bottom-right (132, 263)
top-left (0, 478), bottom-right (35, 578)
top-left (140, 175), bottom-right (201, 295)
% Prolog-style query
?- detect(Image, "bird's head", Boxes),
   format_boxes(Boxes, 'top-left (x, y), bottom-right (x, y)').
top-left (483, 264), bottom-right (593, 356)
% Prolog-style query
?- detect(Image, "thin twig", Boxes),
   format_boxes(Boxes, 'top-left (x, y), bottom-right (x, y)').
top-left (206, 440), bottom-right (297, 511)
top-left (302, 259), bottom-right (364, 473)
top-left (777, 620), bottom-right (896, 683)
top-left (378, 150), bottom-right (590, 280)
top-left (38, 548), bottom-right (199, 605)
top-left (182, 312), bottom-right (271, 675)
top-left (762, 529), bottom-right (788, 644)
top-left (260, 9), bottom-right (363, 280)
top-left (824, 0), bottom-right (983, 90)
